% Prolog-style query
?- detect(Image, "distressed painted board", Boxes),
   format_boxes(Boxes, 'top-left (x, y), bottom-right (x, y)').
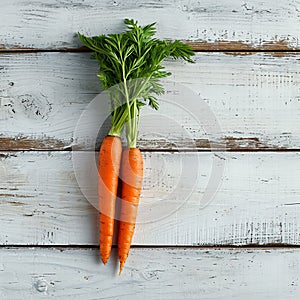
top-left (1, 151), bottom-right (300, 246)
top-left (0, 0), bottom-right (300, 51)
top-left (1, 52), bottom-right (300, 150)
top-left (0, 247), bottom-right (299, 299)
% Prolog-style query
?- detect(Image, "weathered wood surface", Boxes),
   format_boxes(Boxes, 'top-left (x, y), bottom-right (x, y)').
top-left (1, 52), bottom-right (299, 150)
top-left (1, 0), bottom-right (299, 298)
top-left (0, 247), bottom-right (299, 299)
top-left (1, 151), bottom-right (299, 245)
top-left (0, 0), bottom-right (300, 51)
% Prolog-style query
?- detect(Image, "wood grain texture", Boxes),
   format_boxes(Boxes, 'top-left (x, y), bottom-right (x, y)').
top-left (1, 1), bottom-right (299, 296)
top-left (1, 151), bottom-right (299, 246)
top-left (0, 0), bottom-right (300, 51)
top-left (1, 52), bottom-right (300, 150)
top-left (0, 247), bottom-right (299, 299)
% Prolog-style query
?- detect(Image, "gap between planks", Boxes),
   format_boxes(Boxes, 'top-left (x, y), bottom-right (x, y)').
top-left (2, 245), bottom-right (300, 250)
top-left (1, 149), bottom-right (300, 153)
top-left (1, 40), bottom-right (300, 53)
top-left (0, 48), bottom-right (300, 56)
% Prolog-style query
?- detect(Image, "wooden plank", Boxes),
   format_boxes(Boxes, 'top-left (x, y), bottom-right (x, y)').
top-left (1, 151), bottom-right (300, 246)
top-left (0, 0), bottom-right (299, 51)
top-left (0, 247), bottom-right (300, 299)
top-left (1, 52), bottom-right (300, 150)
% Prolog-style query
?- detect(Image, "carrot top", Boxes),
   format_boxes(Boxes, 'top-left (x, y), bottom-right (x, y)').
top-left (78, 19), bottom-right (195, 146)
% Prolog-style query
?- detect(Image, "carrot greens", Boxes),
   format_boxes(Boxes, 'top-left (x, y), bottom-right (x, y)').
top-left (78, 19), bottom-right (194, 147)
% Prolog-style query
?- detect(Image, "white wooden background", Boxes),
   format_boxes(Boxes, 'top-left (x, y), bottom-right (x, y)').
top-left (0, 0), bottom-right (300, 299)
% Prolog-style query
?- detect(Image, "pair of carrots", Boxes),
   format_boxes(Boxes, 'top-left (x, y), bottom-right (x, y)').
top-left (79, 18), bottom-right (194, 274)
top-left (99, 135), bottom-right (143, 274)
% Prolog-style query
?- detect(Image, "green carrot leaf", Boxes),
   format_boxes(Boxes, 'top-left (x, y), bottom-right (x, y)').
top-left (78, 19), bottom-right (195, 147)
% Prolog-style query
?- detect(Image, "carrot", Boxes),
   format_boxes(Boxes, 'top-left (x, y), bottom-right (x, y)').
top-left (118, 148), bottom-right (143, 274)
top-left (78, 33), bottom-right (129, 265)
top-left (98, 135), bottom-right (122, 264)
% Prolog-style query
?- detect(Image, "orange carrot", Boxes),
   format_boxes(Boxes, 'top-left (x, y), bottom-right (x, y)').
top-left (118, 148), bottom-right (143, 274)
top-left (98, 135), bottom-right (122, 264)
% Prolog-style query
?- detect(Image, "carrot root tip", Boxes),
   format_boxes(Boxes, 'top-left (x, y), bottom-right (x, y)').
top-left (101, 257), bottom-right (108, 265)
top-left (119, 261), bottom-right (125, 275)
